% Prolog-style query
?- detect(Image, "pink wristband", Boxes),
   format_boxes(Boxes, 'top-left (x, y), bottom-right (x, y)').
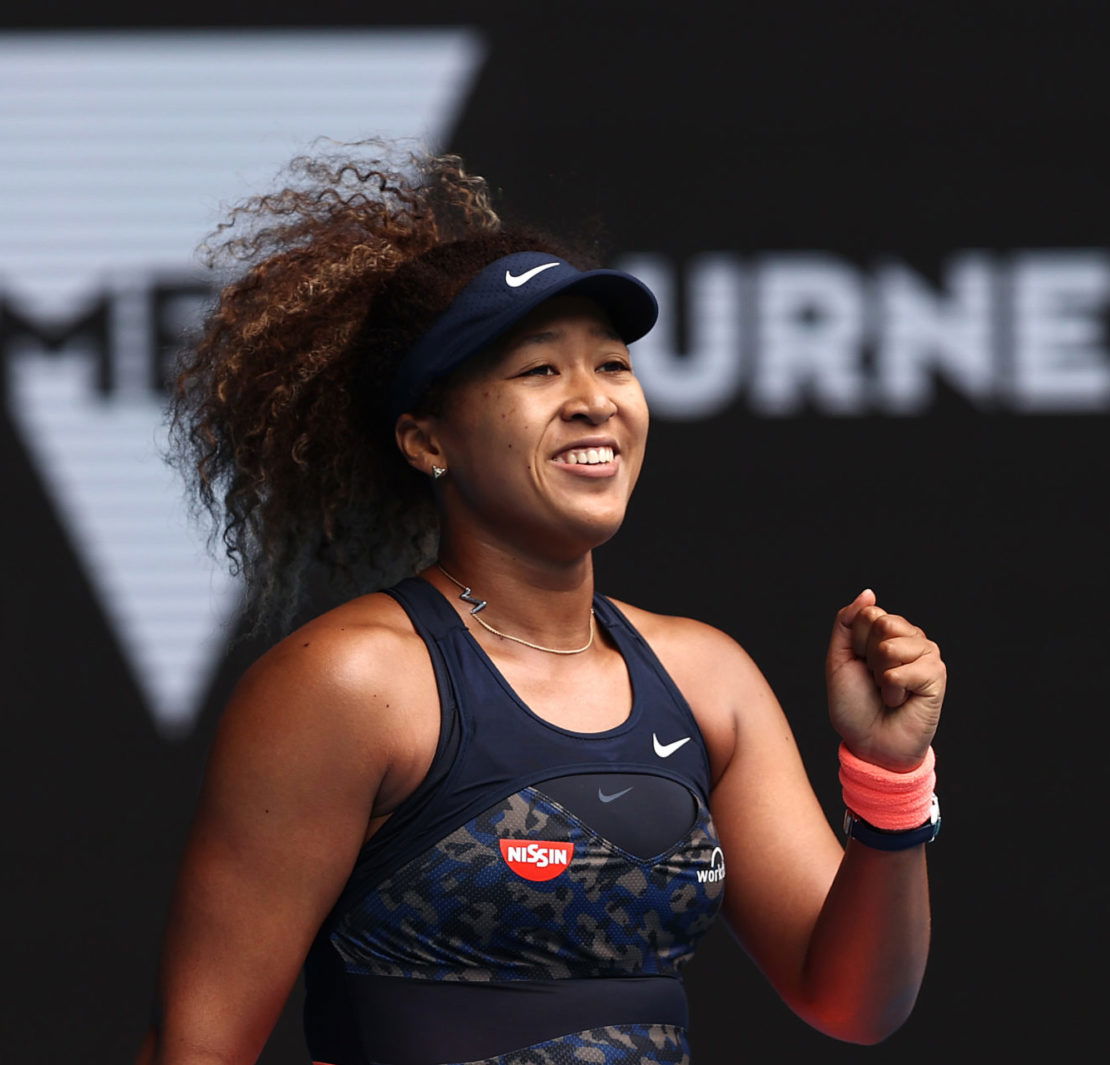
top-left (839, 743), bottom-right (936, 831)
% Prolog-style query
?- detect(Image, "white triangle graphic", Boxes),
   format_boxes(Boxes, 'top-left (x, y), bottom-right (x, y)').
top-left (8, 354), bottom-right (235, 736)
top-left (2, 31), bottom-right (486, 735)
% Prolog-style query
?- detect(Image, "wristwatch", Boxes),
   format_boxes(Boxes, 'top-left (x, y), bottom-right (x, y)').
top-left (843, 794), bottom-right (941, 851)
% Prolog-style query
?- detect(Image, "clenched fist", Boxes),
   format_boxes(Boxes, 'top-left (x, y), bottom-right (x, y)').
top-left (826, 589), bottom-right (945, 772)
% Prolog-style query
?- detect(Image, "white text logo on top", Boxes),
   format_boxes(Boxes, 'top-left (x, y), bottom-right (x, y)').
top-left (697, 846), bottom-right (727, 884)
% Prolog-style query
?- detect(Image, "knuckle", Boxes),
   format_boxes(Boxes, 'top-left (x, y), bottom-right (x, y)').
top-left (881, 665), bottom-right (902, 684)
top-left (873, 638), bottom-right (901, 666)
top-left (853, 608), bottom-right (876, 630)
top-left (868, 614), bottom-right (897, 638)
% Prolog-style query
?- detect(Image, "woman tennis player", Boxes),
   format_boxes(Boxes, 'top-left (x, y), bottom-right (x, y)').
top-left (140, 147), bottom-right (945, 1065)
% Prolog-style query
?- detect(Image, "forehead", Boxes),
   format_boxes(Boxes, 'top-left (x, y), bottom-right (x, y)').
top-left (498, 293), bottom-right (620, 344)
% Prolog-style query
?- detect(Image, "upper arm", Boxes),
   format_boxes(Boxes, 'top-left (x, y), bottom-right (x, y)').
top-left (630, 611), bottom-right (845, 1000)
top-left (154, 619), bottom-right (431, 1064)
top-left (706, 639), bottom-right (844, 993)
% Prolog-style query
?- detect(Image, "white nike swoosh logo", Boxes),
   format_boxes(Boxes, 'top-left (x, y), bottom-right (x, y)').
top-left (598, 786), bottom-right (634, 803)
top-left (653, 733), bottom-right (691, 758)
top-left (505, 262), bottom-right (560, 287)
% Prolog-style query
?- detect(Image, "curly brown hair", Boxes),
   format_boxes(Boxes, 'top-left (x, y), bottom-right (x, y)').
top-left (170, 143), bottom-right (599, 630)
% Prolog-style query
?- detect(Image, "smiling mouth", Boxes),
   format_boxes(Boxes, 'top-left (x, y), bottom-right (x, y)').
top-left (554, 446), bottom-right (616, 466)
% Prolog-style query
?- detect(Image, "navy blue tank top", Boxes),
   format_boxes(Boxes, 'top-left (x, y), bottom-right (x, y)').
top-left (303, 578), bottom-right (725, 1065)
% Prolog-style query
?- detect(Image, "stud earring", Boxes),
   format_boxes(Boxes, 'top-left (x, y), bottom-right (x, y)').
top-left (431, 465), bottom-right (447, 480)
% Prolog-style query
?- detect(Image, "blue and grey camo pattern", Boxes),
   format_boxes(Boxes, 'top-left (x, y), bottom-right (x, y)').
top-left (331, 786), bottom-right (724, 981)
top-left (452, 1022), bottom-right (689, 1065)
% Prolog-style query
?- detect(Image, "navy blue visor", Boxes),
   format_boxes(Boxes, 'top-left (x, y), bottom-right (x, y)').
top-left (388, 251), bottom-right (658, 421)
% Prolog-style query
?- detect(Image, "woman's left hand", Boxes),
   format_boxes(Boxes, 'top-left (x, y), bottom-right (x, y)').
top-left (825, 589), bottom-right (946, 771)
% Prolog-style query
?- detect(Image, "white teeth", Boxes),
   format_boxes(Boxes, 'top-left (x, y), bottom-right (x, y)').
top-left (559, 446), bottom-right (614, 465)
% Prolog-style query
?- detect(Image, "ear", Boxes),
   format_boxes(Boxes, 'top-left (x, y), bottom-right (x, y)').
top-left (395, 412), bottom-right (445, 476)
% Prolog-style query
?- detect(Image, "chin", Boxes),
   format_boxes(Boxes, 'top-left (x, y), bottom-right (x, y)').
top-left (523, 509), bottom-right (625, 561)
top-left (570, 511), bottom-right (628, 551)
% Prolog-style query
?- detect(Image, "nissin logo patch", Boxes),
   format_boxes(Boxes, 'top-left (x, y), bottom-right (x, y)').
top-left (499, 839), bottom-right (574, 881)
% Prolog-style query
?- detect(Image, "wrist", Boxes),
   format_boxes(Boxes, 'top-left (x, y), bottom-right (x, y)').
top-left (841, 742), bottom-right (929, 774)
top-left (839, 742), bottom-right (940, 849)
top-left (843, 796), bottom-right (941, 851)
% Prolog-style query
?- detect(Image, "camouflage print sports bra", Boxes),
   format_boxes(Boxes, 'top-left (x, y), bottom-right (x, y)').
top-left (303, 578), bottom-right (726, 1065)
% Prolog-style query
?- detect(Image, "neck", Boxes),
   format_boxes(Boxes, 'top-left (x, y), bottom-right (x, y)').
top-left (431, 533), bottom-right (596, 650)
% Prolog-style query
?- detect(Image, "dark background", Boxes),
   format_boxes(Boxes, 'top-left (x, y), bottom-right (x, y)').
top-left (3, 3), bottom-right (1106, 1062)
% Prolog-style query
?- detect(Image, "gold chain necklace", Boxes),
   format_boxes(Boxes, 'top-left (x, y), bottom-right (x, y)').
top-left (435, 564), bottom-right (595, 655)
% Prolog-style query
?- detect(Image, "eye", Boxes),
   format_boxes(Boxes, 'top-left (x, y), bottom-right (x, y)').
top-left (518, 363), bottom-right (558, 377)
top-left (599, 357), bottom-right (632, 373)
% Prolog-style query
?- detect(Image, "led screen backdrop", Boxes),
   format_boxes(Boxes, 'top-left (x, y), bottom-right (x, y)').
top-left (2, 4), bottom-right (1106, 1062)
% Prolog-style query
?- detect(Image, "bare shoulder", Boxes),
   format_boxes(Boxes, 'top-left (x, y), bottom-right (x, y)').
top-left (210, 590), bottom-right (438, 817)
top-left (606, 597), bottom-right (765, 691)
top-left (239, 591), bottom-right (423, 705)
top-left (606, 598), bottom-right (785, 780)
top-left (156, 591), bottom-right (439, 1049)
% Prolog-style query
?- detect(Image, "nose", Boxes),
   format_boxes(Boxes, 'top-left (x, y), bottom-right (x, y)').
top-left (560, 370), bottom-right (618, 424)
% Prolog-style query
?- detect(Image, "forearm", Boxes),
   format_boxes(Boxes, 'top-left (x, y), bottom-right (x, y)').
top-left (795, 840), bottom-right (930, 1043)
top-left (144, 1022), bottom-right (266, 1065)
top-left (135, 1026), bottom-right (237, 1065)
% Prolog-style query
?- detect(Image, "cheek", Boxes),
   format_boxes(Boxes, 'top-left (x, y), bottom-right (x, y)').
top-left (621, 377), bottom-right (649, 421)
top-left (464, 411), bottom-right (541, 476)
top-left (627, 397), bottom-right (650, 449)
top-left (625, 409), bottom-right (650, 481)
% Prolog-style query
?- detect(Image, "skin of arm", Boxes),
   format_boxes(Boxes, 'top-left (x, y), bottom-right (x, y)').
top-left (141, 596), bottom-right (441, 1065)
top-left (625, 590), bottom-right (944, 1045)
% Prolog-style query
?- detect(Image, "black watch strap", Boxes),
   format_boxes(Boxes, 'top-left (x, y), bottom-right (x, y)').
top-left (843, 795), bottom-right (941, 851)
